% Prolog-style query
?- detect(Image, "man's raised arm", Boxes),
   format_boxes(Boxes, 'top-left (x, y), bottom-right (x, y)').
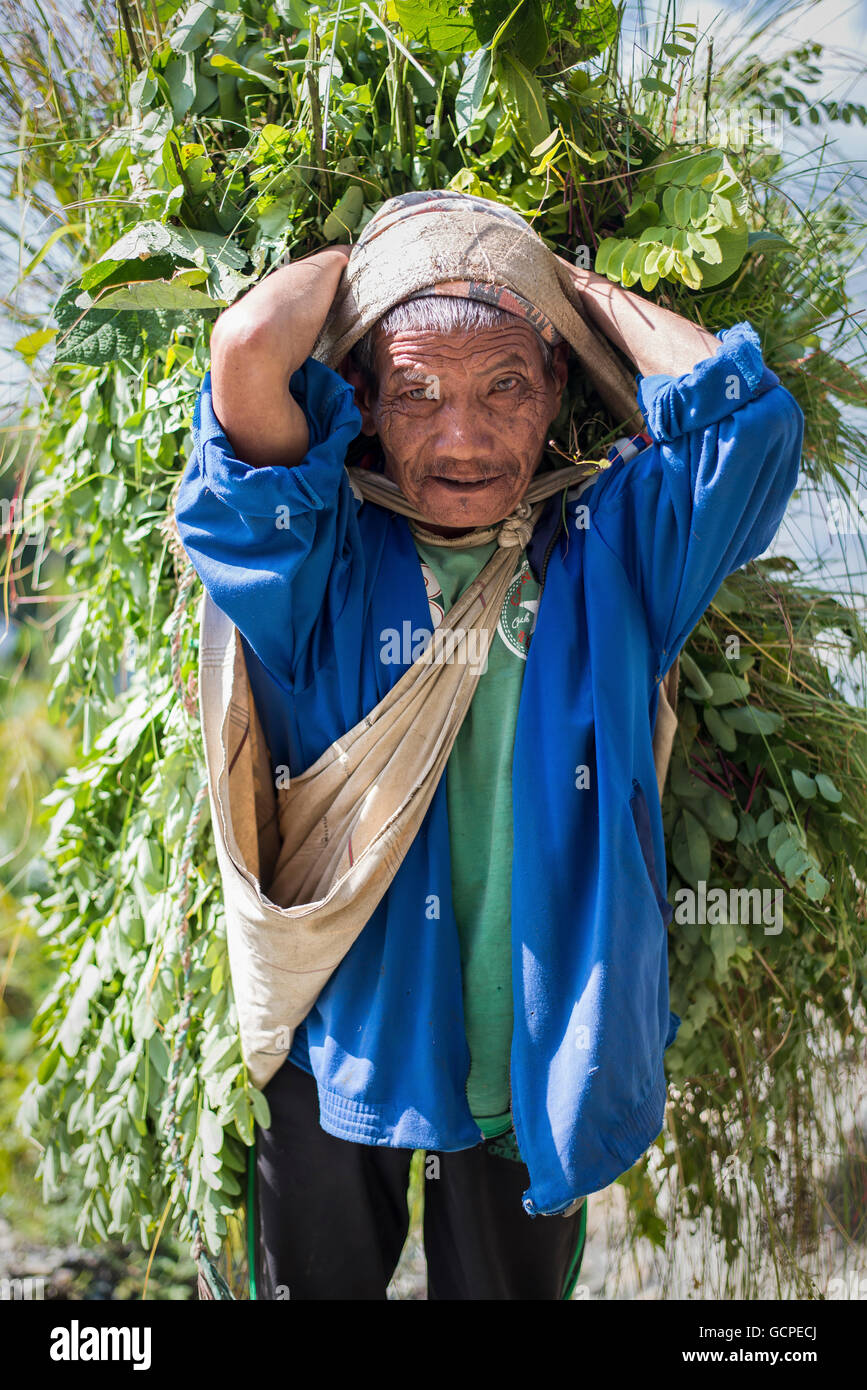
top-left (557, 256), bottom-right (721, 377)
top-left (174, 246), bottom-right (364, 691)
top-left (209, 246), bottom-right (350, 469)
top-left (555, 256), bottom-right (804, 673)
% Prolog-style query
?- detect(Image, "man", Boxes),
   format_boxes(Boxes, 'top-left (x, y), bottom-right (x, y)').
top-left (176, 190), bottom-right (803, 1300)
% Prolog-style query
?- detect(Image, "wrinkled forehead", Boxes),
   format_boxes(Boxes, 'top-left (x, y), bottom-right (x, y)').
top-left (372, 316), bottom-right (552, 383)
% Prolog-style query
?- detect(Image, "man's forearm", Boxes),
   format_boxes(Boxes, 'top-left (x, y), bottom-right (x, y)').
top-left (559, 259), bottom-right (721, 379)
top-left (209, 246), bottom-right (349, 469)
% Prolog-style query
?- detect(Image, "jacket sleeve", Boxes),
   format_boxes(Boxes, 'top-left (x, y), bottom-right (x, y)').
top-left (585, 320), bottom-right (804, 676)
top-left (174, 357), bottom-right (364, 691)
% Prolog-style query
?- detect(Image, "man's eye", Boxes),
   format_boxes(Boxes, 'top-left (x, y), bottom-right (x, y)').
top-left (404, 386), bottom-right (428, 400)
top-left (492, 376), bottom-right (518, 392)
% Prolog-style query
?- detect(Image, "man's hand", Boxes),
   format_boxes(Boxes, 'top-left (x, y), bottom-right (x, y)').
top-left (556, 255), bottom-right (720, 380)
top-left (209, 246), bottom-right (351, 469)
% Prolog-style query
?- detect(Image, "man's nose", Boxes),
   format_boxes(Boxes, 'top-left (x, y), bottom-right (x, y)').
top-left (430, 401), bottom-right (495, 459)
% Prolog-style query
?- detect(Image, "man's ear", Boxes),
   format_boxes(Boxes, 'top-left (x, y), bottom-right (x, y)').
top-left (339, 357), bottom-right (379, 436)
top-left (552, 340), bottom-right (570, 398)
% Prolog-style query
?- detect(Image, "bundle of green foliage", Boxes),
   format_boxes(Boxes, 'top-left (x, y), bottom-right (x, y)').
top-left (5, 0), bottom-right (867, 1296)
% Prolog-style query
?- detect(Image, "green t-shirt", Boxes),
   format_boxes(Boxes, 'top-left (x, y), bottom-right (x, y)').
top-left (412, 535), bottom-right (541, 1139)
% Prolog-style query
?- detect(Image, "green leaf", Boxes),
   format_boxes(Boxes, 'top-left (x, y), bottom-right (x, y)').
top-left (53, 302), bottom-right (164, 365)
top-left (250, 1088), bottom-right (271, 1129)
top-left (638, 257), bottom-right (660, 292)
top-left (780, 847), bottom-right (813, 884)
top-left (791, 768), bottom-right (817, 799)
top-left (656, 151), bottom-right (723, 187)
top-left (707, 672), bottom-right (750, 706)
top-left (456, 46), bottom-right (493, 138)
top-left (169, 0), bottom-right (217, 54)
top-left (529, 128), bottom-right (559, 159)
top-left (695, 790), bottom-right (739, 841)
top-left (199, 1107), bottom-right (223, 1156)
top-left (81, 220), bottom-right (245, 295)
top-left (37, 1046), bottom-right (62, 1085)
top-left (129, 67), bottom-right (157, 108)
top-left (679, 649), bottom-right (713, 699)
top-left (164, 54), bottom-right (197, 121)
top-left (721, 705), bottom-right (784, 735)
top-left (595, 237), bottom-right (627, 278)
top-left (672, 809), bottom-right (711, 882)
top-left (395, 0), bottom-right (498, 52)
top-left (773, 837), bottom-right (801, 871)
top-left (677, 252), bottom-right (703, 290)
top-left (674, 187), bottom-right (693, 225)
top-left (58, 962), bottom-right (102, 1058)
top-left (15, 327), bottom-right (56, 363)
top-left (747, 229), bottom-right (794, 255)
top-left (804, 866), bottom-right (830, 901)
top-left (688, 230), bottom-right (722, 264)
top-left (640, 242), bottom-right (666, 277)
top-left (498, 0), bottom-right (548, 69)
top-left (755, 809), bottom-right (775, 837)
top-left (768, 821), bottom-right (797, 856)
top-left (563, 0), bottom-right (619, 59)
top-left (688, 188), bottom-right (710, 223)
top-left (95, 280), bottom-right (225, 312)
top-left (657, 246), bottom-right (678, 277)
top-left (670, 760), bottom-right (704, 798)
top-left (703, 704), bottom-right (738, 752)
top-left (232, 1092), bottom-right (255, 1145)
top-left (711, 921), bottom-right (740, 982)
top-left (496, 52), bottom-right (550, 151)
top-left (322, 185), bottom-right (365, 240)
top-left (814, 773), bottom-right (842, 803)
top-left (620, 239), bottom-right (647, 288)
top-left (640, 76), bottom-right (676, 97)
top-left (694, 213), bottom-right (749, 288)
top-left (661, 185), bottom-right (679, 222)
top-left (208, 52), bottom-right (283, 92)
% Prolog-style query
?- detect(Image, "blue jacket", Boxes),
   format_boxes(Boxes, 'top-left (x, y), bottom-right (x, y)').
top-left (175, 322), bottom-right (803, 1216)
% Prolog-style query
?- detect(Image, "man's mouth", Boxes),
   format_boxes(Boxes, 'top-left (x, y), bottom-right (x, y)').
top-left (428, 474), bottom-right (504, 492)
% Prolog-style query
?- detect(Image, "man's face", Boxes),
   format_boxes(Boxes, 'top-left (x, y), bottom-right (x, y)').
top-left (345, 319), bottom-right (569, 534)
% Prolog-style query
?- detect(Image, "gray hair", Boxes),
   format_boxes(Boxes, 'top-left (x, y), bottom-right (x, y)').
top-left (349, 295), bottom-right (557, 390)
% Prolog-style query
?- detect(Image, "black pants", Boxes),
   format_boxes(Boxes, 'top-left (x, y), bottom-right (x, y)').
top-left (252, 1058), bottom-right (587, 1300)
